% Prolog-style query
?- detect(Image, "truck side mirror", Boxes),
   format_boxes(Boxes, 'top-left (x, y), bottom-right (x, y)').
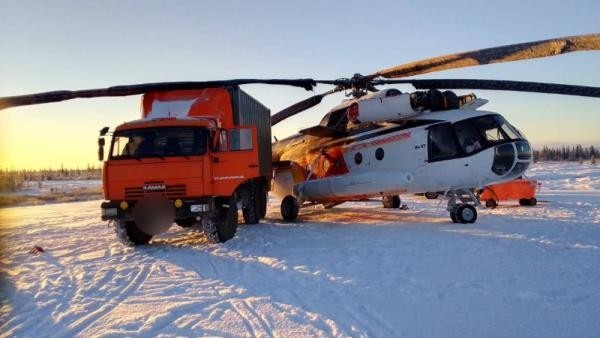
top-left (98, 138), bottom-right (105, 161)
top-left (99, 127), bottom-right (109, 136)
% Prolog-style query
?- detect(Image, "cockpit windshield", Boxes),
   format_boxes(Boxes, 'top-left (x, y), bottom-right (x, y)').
top-left (453, 114), bottom-right (524, 154)
top-left (110, 127), bottom-right (207, 159)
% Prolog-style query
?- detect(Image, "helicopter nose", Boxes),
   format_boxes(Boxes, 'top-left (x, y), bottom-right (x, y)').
top-left (491, 141), bottom-right (532, 178)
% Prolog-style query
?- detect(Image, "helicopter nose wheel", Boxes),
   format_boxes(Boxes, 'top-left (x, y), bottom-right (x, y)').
top-left (447, 189), bottom-right (479, 224)
top-left (452, 204), bottom-right (477, 223)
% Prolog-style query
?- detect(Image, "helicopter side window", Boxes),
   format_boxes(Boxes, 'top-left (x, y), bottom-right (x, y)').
top-left (428, 123), bottom-right (459, 161)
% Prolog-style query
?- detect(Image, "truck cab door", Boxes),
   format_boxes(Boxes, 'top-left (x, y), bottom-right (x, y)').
top-left (210, 127), bottom-right (259, 196)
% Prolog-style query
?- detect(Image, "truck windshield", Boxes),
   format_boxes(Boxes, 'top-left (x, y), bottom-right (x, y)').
top-left (111, 127), bottom-right (208, 159)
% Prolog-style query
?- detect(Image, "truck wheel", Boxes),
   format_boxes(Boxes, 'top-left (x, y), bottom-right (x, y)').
top-left (259, 188), bottom-right (268, 219)
top-left (175, 218), bottom-right (196, 228)
top-left (242, 186), bottom-right (260, 225)
top-left (216, 196), bottom-right (238, 242)
top-left (281, 195), bottom-right (299, 221)
top-left (383, 195), bottom-right (401, 208)
top-left (115, 220), bottom-right (153, 246)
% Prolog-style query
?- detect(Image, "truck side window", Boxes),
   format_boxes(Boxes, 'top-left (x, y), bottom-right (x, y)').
top-left (230, 128), bottom-right (253, 151)
top-left (428, 123), bottom-right (459, 161)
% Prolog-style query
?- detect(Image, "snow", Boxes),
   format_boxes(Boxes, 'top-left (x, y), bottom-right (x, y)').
top-left (1, 162), bottom-right (599, 337)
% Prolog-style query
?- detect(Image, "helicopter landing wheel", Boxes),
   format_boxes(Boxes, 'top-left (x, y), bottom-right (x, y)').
top-left (449, 211), bottom-right (458, 223)
top-left (281, 195), bottom-right (299, 221)
top-left (455, 204), bottom-right (477, 224)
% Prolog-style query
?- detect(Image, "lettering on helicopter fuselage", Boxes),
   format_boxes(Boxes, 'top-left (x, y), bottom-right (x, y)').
top-left (345, 132), bottom-right (411, 152)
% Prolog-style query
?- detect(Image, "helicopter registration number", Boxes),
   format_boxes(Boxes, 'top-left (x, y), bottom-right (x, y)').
top-left (345, 131), bottom-right (411, 152)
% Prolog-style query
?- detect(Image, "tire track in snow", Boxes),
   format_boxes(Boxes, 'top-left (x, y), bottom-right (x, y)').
top-left (63, 263), bottom-right (151, 336)
top-left (231, 299), bottom-right (274, 338)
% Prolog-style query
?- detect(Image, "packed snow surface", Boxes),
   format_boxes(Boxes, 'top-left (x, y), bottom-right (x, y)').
top-left (1, 162), bottom-right (599, 337)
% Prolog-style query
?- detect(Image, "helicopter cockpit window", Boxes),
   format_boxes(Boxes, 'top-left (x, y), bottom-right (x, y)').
top-left (472, 115), bottom-right (508, 144)
top-left (428, 123), bottom-right (459, 161)
top-left (493, 115), bottom-right (523, 140)
top-left (453, 120), bottom-right (485, 154)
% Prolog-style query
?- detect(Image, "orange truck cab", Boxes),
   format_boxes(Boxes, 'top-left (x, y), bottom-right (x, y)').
top-left (98, 86), bottom-right (271, 245)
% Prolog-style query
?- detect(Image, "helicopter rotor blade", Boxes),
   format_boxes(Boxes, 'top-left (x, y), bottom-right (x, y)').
top-left (374, 33), bottom-right (600, 79)
top-left (374, 79), bottom-right (600, 98)
top-left (271, 88), bottom-right (340, 126)
top-left (0, 79), bottom-right (317, 110)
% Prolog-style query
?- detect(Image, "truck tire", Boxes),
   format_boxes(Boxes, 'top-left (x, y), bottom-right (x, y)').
top-left (176, 218), bottom-right (196, 228)
top-left (383, 195), bottom-right (401, 208)
top-left (216, 196), bottom-right (238, 242)
top-left (259, 188), bottom-right (268, 219)
top-left (242, 186), bottom-right (260, 225)
top-left (115, 220), bottom-right (153, 246)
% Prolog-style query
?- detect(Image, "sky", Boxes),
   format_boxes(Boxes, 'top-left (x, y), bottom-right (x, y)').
top-left (0, 0), bottom-right (599, 170)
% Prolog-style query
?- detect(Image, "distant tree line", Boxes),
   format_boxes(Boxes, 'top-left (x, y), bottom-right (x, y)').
top-left (0, 165), bottom-right (101, 193)
top-left (533, 145), bottom-right (598, 162)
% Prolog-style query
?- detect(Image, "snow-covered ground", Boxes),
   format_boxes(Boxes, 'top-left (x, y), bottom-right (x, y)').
top-left (18, 179), bottom-right (102, 196)
top-left (1, 162), bottom-right (599, 337)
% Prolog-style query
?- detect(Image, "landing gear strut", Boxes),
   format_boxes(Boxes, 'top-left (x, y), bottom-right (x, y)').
top-left (446, 189), bottom-right (479, 224)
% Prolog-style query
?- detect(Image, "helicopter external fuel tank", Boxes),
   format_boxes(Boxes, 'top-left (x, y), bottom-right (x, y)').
top-left (293, 171), bottom-right (414, 201)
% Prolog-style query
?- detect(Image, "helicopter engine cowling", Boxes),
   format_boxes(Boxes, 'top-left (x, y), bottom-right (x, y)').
top-left (352, 92), bottom-right (419, 123)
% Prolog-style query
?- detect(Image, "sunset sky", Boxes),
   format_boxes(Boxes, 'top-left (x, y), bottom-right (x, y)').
top-left (1, 0), bottom-right (599, 170)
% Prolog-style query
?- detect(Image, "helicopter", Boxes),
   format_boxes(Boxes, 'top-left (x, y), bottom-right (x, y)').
top-left (1, 33), bottom-right (599, 228)
top-left (267, 33), bottom-right (600, 224)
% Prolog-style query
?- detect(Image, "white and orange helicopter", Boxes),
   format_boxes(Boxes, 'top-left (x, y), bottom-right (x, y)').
top-left (1, 33), bottom-right (599, 226)
top-left (268, 33), bottom-right (600, 223)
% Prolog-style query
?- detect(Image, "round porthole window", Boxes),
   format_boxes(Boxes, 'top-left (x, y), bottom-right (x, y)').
top-left (354, 152), bottom-right (363, 165)
top-left (375, 148), bottom-right (384, 160)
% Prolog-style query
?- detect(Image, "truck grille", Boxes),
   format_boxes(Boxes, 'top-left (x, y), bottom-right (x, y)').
top-left (125, 184), bottom-right (187, 199)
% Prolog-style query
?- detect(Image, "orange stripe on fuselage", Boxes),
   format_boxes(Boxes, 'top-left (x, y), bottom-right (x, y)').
top-left (345, 131), bottom-right (411, 153)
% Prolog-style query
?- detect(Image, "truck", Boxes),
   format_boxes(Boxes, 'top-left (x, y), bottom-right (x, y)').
top-left (98, 86), bottom-right (272, 245)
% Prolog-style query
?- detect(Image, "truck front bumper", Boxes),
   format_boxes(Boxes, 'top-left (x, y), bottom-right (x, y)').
top-left (101, 198), bottom-right (215, 221)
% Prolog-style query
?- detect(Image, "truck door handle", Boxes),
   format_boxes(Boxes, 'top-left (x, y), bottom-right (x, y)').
top-left (248, 164), bottom-right (259, 168)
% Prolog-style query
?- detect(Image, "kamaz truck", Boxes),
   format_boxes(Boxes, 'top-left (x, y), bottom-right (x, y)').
top-left (98, 86), bottom-right (271, 245)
